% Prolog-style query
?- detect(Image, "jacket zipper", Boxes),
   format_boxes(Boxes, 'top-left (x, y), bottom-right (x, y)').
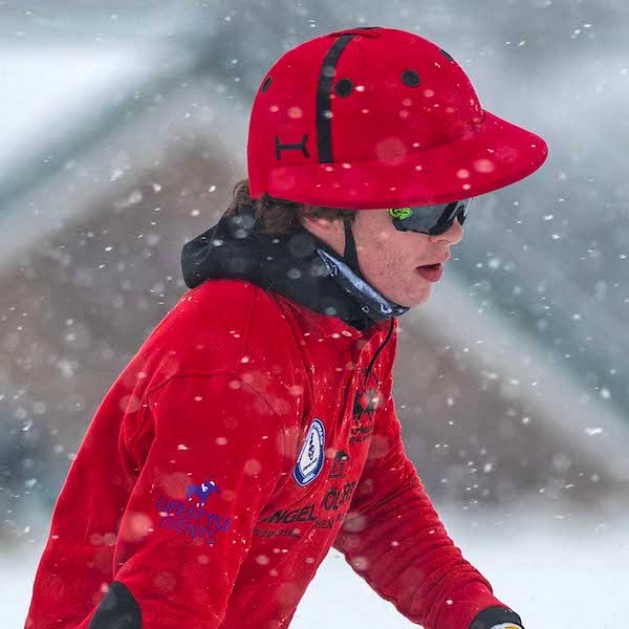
top-left (363, 317), bottom-right (395, 386)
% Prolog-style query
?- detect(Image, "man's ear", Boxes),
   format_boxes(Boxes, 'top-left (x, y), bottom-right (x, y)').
top-left (300, 215), bottom-right (346, 256)
top-left (300, 215), bottom-right (340, 237)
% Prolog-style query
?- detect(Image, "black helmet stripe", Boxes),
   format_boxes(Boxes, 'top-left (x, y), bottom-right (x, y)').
top-left (317, 34), bottom-right (356, 164)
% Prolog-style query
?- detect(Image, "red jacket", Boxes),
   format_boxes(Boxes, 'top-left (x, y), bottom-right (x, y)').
top-left (26, 207), bottom-right (523, 629)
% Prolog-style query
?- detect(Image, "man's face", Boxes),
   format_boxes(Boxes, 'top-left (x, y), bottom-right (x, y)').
top-left (352, 208), bottom-right (464, 307)
top-left (303, 208), bottom-right (464, 308)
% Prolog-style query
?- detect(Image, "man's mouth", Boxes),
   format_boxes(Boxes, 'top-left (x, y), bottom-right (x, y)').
top-left (416, 263), bottom-right (443, 282)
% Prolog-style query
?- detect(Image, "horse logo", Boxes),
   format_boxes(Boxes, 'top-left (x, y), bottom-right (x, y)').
top-left (186, 480), bottom-right (220, 506)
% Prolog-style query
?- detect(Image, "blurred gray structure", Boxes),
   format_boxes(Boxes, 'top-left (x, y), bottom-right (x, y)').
top-left (1, 1), bottom-right (629, 545)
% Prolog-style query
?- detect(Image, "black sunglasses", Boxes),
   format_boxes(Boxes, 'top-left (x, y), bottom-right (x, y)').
top-left (388, 198), bottom-right (473, 235)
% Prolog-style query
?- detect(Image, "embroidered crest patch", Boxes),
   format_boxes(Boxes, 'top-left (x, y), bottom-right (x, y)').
top-left (293, 418), bottom-right (325, 486)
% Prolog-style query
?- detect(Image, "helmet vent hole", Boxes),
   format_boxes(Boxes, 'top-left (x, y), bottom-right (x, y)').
top-left (439, 49), bottom-right (454, 62)
top-left (261, 76), bottom-right (272, 92)
top-left (401, 70), bottom-right (421, 87)
top-left (335, 78), bottom-right (354, 97)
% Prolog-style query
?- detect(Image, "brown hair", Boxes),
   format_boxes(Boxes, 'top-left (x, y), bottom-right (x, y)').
top-left (224, 179), bottom-right (355, 236)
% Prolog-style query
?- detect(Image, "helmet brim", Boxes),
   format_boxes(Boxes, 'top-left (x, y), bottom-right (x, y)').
top-left (265, 109), bottom-right (549, 209)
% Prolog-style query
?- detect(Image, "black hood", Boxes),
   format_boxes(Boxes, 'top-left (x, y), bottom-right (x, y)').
top-left (181, 204), bottom-right (409, 331)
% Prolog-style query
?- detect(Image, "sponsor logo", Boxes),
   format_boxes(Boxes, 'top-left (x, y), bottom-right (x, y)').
top-left (351, 371), bottom-right (384, 443)
top-left (253, 526), bottom-right (301, 539)
top-left (262, 504), bottom-right (318, 525)
top-left (255, 482), bottom-right (359, 538)
top-left (254, 480), bottom-right (359, 538)
top-left (322, 481), bottom-right (357, 512)
top-left (315, 480), bottom-right (358, 529)
top-left (329, 450), bottom-right (349, 479)
top-left (154, 479), bottom-right (231, 546)
top-left (293, 419), bottom-right (325, 486)
top-left (313, 518), bottom-right (338, 529)
top-left (254, 504), bottom-right (318, 539)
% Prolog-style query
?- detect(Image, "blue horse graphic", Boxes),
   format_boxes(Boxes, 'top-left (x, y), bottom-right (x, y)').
top-left (186, 480), bottom-right (220, 506)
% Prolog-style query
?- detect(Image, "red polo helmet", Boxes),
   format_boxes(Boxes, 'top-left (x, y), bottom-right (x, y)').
top-left (246, 26), bottom-right (548, 209)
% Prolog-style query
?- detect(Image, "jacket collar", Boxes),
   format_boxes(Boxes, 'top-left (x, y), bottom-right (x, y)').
top-left (180, 204), bottom-right (409, 331)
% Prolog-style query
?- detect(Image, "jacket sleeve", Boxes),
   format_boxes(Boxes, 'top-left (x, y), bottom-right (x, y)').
top-left (332, 375), bottom-right (523, 629)
top-left (83, 372), bottom-right (287, 628)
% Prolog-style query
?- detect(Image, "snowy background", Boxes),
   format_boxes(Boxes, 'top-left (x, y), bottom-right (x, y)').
top-left (2, 1), bottom-right (629, 627)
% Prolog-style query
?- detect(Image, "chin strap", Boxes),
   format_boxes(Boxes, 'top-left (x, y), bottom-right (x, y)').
top-left (342, 218), bottom-right (361, 276)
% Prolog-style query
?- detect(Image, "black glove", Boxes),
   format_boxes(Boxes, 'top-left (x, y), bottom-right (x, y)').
top-left (469, 606), bottom-right (524, 629)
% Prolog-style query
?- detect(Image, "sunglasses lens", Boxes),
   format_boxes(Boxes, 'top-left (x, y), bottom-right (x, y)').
top-left (389, 204), bottom-right (443, 232)
top-left (453, 198), bottom-right (472, 227)
top-left (450, 199), bottom-right (473, 221)
top-left (457, 206), bottom-right (467, 226)
top-left (389, 198), bottom-right (474, 234)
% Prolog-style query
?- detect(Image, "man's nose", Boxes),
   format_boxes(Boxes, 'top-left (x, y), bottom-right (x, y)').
top-left (429, 217), bottom-right (464, 245)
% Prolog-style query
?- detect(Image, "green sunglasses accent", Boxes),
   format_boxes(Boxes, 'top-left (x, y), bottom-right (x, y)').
top-left (388, 208), bottom-right (413, 220)
top-left (387, 198), bottom-right (474, 235)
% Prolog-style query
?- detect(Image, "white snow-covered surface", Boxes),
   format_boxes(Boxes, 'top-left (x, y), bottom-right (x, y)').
top-left (6, 503), bottom-right (628, 628)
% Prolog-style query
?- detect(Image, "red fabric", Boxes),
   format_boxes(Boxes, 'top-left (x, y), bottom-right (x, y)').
top-left (26, 279), bottom-right (512, 628)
